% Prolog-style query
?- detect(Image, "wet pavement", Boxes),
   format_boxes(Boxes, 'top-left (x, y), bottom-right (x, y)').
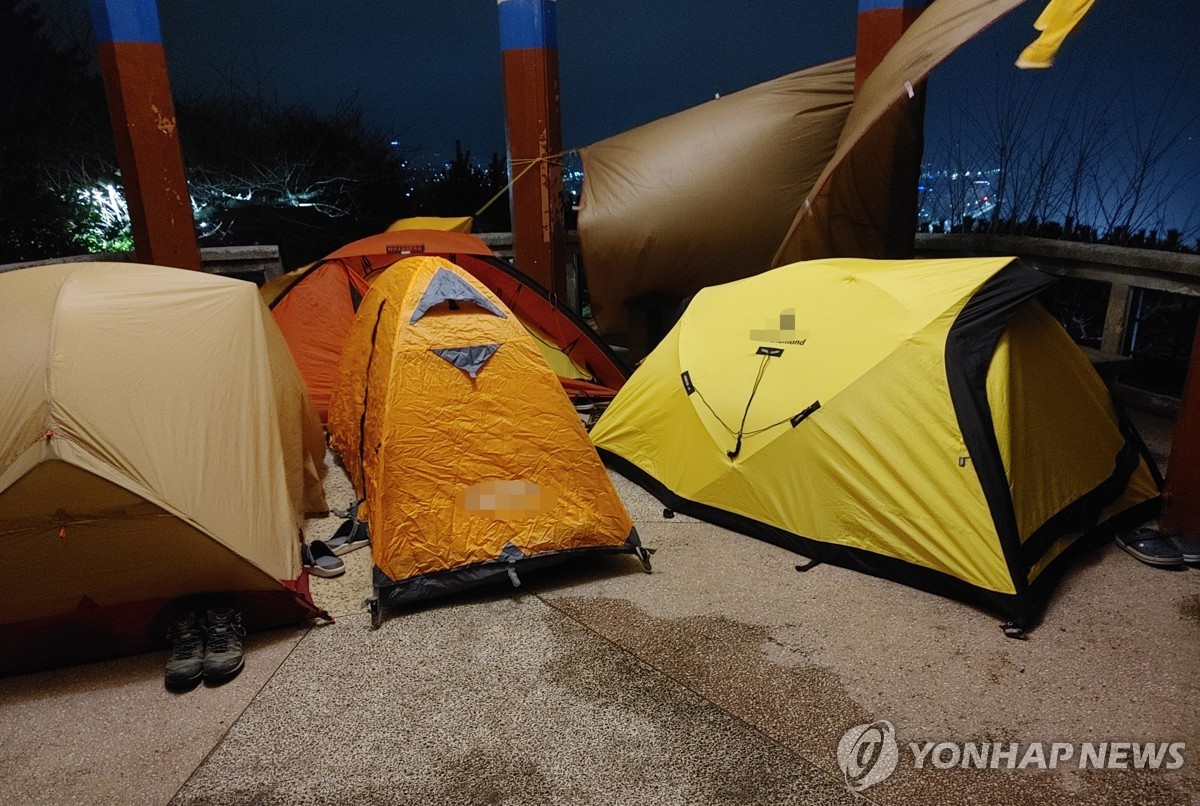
top-left (2, 406), bottom-right (1196, 805)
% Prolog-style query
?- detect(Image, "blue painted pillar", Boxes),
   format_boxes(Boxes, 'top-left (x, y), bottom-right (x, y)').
top-left (498, 0), bottom-right (567, 300)
top-left (89, 0), bottom-right (200, 269)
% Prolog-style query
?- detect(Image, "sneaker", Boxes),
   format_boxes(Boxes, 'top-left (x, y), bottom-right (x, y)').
top-left (1164, 528), bottom-right (1200, 563)
top-left (164, 612), bottom-right (206, 691)
top-left (201, 607), bottom-right (246, 684)
top-left (1115, 526), bottom-right (1185, 567)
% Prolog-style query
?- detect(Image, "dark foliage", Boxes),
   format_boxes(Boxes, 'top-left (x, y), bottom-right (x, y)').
top-left (0, 2), bottom-right (111, 263)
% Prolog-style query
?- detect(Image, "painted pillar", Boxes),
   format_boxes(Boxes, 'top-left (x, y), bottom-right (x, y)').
top-left (90, 0), bottom-right (200, 270)
top-left (497, 0), bottom-right (567, 300)
top-left (855, 0), bottom-right (929, 94)
top-left (855, 0), bottom-right (929, 256)
top-left (1162, 317), bottom-right (1200, 538)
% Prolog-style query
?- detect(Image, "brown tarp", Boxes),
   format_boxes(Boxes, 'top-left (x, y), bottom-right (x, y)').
top-left (772, 0), bottom-right (1028, 266)
top-left (578, 1), bottom-right (1039, 343)
top-left (578, 57), bottom-right (855, 340)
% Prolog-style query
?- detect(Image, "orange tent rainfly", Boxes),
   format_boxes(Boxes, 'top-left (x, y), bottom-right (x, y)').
top-left (265, 229), bottom-right (627, 421)
top-left (0, 262), bottom-right (329, 675)
top-left (263, 259), bottom-right (370, 422)
top-left (327, 256), bottom-right (648, 624)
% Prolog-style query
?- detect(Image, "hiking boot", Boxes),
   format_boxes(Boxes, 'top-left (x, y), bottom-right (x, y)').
top-left (164, 612), bottom-right (206, 691)
top-left (201, 607), bottom-right (246, 684)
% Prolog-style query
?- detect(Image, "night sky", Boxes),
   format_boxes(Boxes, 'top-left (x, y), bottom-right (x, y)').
top-left (31, 0), bottom-right (1200, 226)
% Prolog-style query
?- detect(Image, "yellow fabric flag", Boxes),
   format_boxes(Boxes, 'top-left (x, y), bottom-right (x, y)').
top-left (1016, 0), bottom-right (1097, 68)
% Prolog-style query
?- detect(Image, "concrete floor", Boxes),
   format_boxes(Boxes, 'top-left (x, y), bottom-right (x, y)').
top-left (2, 408), bottom-right (1196, 805)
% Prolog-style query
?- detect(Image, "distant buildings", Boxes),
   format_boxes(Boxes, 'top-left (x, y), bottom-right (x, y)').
top-left (917, 166), bottom-right (1000, 232)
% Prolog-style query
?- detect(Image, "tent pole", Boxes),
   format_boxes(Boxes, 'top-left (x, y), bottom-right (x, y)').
top-left (89, 0), bottom-right (200, 270)
top-left (497, 0), bottom-right (569, 304)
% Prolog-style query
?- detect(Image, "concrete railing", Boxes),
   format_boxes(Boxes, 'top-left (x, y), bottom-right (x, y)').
top-left (916, 234), bottom-right (1200, 411)
top-left (915, 234), bottom-right (1200, 356)
top-left (478, 232), bottom-right (1198, 383)
top-left (0, 245), bottom-right (284, 284)
top-left (9, 234), bottom-right (1191, 406)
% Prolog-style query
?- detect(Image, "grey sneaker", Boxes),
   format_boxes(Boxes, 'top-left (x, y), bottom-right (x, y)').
top-left (1164, 528), bottom-right (1200, 563)
top-left (1115, 526), bottom-right (1184, 567)
top-left (201, 607), bottom-right (246, 684)
top-left (325, 518), bottom-right (370, 556)
top-left (164, 612), bottom-right (205, 691)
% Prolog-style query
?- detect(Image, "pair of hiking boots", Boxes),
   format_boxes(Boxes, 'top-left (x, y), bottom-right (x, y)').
top-left (164, 607), bottom-right (246, 690)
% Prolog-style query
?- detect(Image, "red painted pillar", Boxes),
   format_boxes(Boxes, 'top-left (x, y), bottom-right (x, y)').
top-left (855, 0), bottom-right (930, 256)
top-left (497, 0), bottom-right (567, 300)
top-left (855, 0), bottom-right (929, 94)
top-left (89, 0), bottom-right (200, 270)
top-left (1162, 317), bottom-right (1200, 538)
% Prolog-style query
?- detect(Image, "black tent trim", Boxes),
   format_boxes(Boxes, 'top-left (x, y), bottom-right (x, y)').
top-left (265, 262), bottom-right (325, 309)
top-left (599, 449), bottom-right (1156, 630)
top-left (264, 258), bottom-right (365, 311)
top-left (943, 260), bottom-right (1054, 606)
top-left (943, 260), bottom-right (1161, 624)
top-left (372, 528), bottom-right (642, 608)
top-left (600, 449), bottom-right (1023, 621)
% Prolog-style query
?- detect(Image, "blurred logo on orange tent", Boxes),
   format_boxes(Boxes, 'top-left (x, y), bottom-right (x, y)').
top-left (458, 480), bottom-right (556, 520)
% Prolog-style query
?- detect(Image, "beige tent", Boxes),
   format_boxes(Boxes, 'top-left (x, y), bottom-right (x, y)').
top-left (0, 262), bottom-right (328, 675)
top-left (578, 57), bottom-right (855, 340)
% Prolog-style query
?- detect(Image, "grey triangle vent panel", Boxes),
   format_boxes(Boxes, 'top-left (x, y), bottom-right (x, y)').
top-left (432, 343), bottom-right (502, 378)
top-left (410, 268), bottom-right (507, 324)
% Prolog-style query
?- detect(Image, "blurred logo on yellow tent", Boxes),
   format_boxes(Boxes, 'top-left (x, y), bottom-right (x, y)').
top-left (750, 308), bottom-right (808, 345)
top-left (458, 480), bottom-right (556, 520)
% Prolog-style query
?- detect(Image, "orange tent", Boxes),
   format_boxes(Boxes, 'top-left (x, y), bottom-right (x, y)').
top-left (266, 230), bottom-right (627, 422)
top-left (264, 261), bottom-right (370, 422)
top-left (327, 256), bottom-right (647, 617)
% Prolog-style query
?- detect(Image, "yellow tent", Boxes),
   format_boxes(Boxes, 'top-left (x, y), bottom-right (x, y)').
top-left (0, 262), bottom-right (328, 674)
top-left (591, 257), bottom-right (1160, 630)
top-left (328, 256), bottom-right (647, 619)
top-left (385, 215), bottom-right (473, 233)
